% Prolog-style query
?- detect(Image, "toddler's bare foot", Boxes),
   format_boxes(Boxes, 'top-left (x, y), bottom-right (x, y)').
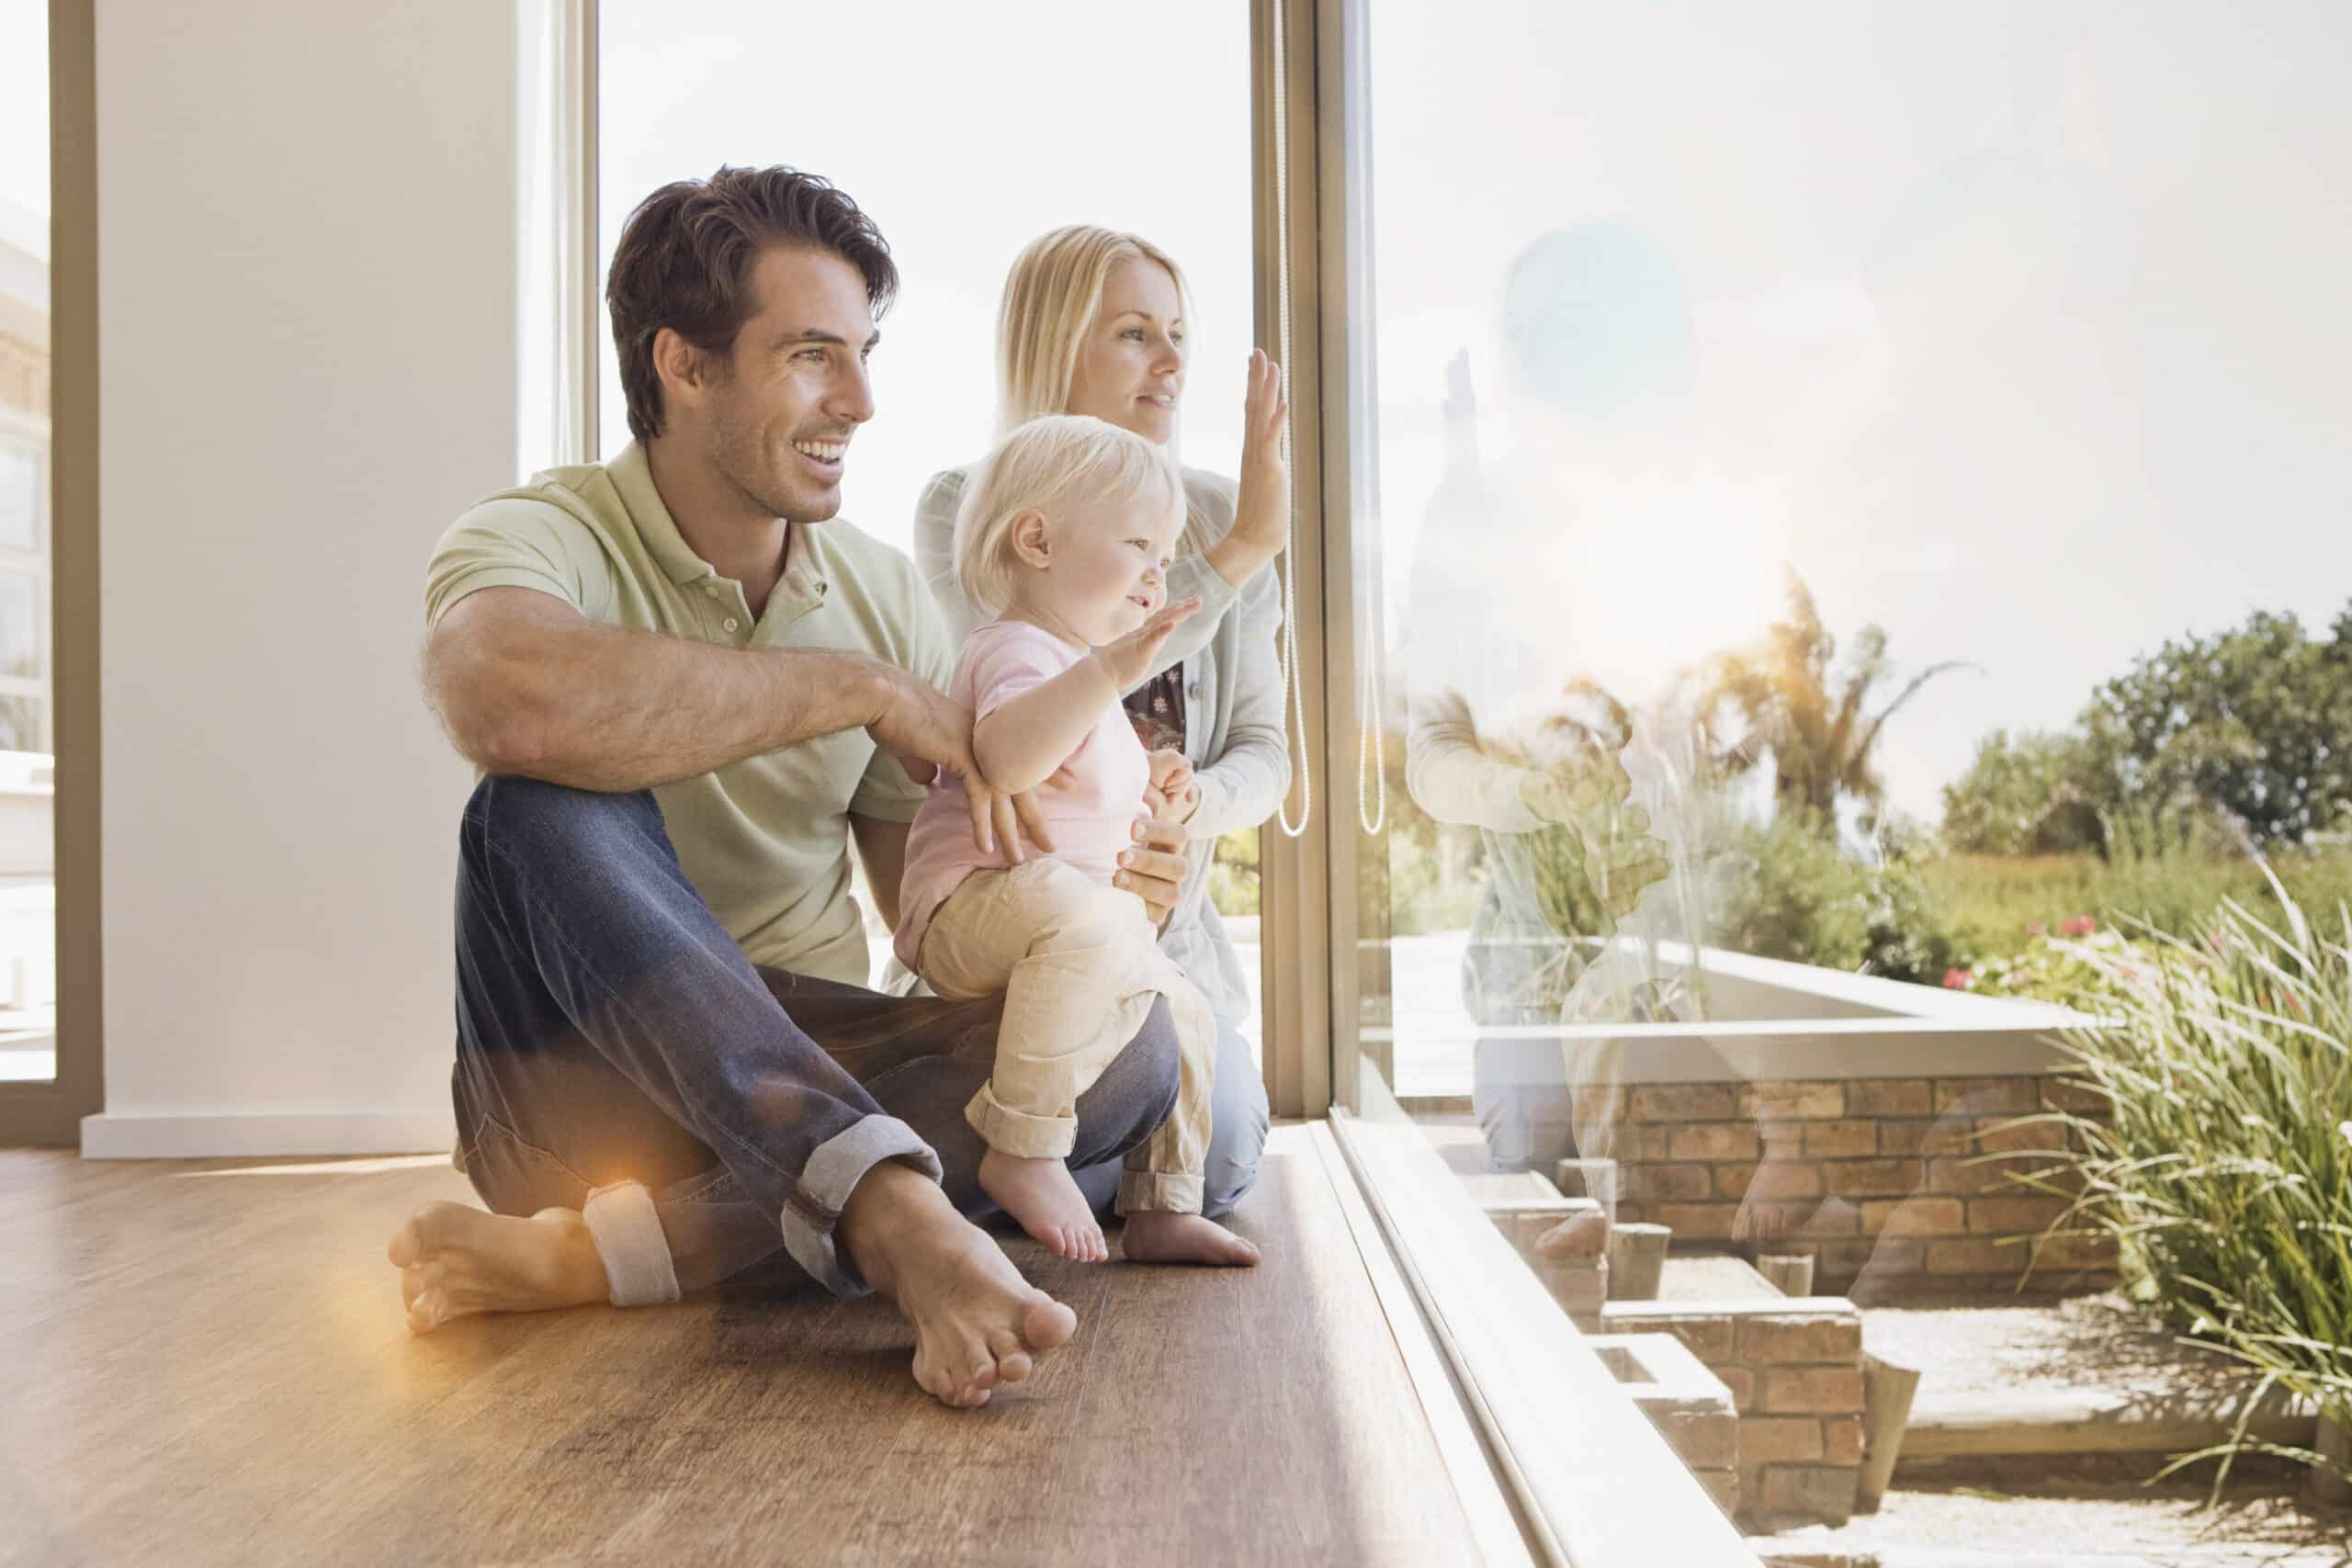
top-left (844, 1162), bottom-right (1080, 1409)
top-left (1120, 1210), bottom-right (1261, 1267)
top-left (978, 1146), bottom-right (1107, 1262)
top-left (386, 1201), bottom-right (608, 1333)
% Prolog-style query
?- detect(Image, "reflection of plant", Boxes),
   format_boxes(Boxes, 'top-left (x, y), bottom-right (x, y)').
top-left (2018, 888), bottom-right (2352, 1497)
top-left (1685, 566), bottom-right (1973, 818)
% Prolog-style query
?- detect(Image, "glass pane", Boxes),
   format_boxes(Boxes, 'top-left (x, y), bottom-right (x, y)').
top-left (597, 4), bottom-right (1254, 563)
top-left (0, 442), bottom-right (35, 552)
top-left (0, 0), bottom-right (54, 1083)
top-left (1354, 0), bottom-right (2352, 1541)
top-left (0, 570), bottom-right (37, 681)
top-left (595, 6), bottom-right (1272, 1070)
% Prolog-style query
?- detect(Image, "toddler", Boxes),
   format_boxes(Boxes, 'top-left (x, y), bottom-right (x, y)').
top-left (897, 414), bottom-right (1258, 1268)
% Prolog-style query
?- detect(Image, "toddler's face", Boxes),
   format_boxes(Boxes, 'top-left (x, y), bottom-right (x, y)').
top-left (1034, 492), bottom-right (1182, 647)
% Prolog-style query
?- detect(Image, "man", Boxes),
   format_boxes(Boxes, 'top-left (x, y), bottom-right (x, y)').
top-left (385, 166), bottom-right (1196, 1410)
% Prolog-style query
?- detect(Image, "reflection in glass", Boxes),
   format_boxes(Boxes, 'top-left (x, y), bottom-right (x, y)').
top-left (1355, 0), bottom-right (2352, 1376)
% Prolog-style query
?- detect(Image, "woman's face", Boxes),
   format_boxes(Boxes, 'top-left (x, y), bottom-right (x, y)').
top-left (1064, 257), bottom-right (1186, 444)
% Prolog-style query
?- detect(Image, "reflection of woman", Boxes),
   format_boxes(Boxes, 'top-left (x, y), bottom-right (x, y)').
top-left (915, 226), bottom-right (1290, 1221)
top-left (1404, 223), bottom-right (1723, 1173)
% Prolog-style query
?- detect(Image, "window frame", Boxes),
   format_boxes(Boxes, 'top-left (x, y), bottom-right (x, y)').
top-left (0, 0), bottom-right (101, 1145)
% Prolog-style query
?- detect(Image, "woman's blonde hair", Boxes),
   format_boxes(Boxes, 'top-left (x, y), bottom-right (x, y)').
top-left (995, 224), bottom-right (1215, 558)
top-left (996, 224), bottom-right (1193, 436)
top-left (955, 414), bottom-right (1187, 619)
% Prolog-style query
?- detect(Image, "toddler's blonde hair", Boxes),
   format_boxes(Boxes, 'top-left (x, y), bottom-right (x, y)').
top-left (955, 413), bottom-right (1187, 619)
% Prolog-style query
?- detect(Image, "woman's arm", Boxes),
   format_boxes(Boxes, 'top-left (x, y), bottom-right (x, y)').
top-left (912, 468), bottom-right (985, 649)
top-left (1186, 569), bottom-right (1294, 840)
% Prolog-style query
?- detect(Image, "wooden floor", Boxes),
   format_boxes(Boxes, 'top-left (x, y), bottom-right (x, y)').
top-left (0, 1126), bottom-right (1488, 1566)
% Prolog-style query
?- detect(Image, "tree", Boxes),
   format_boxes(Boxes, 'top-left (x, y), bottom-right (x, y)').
top-left (1684, 567), bottom-right (1974, 820)
top-left (1939, 728), bottom-right (2105, 856)
top-left (2079, 604), bottom-right (2352, 850)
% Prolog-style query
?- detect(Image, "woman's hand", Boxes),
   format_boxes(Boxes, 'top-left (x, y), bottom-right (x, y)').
top-left (1115, 816), bottom-right (1191, 928)
top-left (1090, 596), bottom-right (1202, 695)
top-left (1147, 749), bottom-right (1201, 825)
top-left (1206, 350), bottom-right (1291, 588)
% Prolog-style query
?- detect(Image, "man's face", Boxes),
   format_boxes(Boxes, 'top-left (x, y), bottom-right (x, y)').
top-left (698, 245), bottom-right (879, 525)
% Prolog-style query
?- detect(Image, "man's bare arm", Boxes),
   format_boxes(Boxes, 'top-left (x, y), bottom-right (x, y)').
top-left (425, 590), bottom-right (1020, 850)
top-left (849, 814), bottom-right (910, 932)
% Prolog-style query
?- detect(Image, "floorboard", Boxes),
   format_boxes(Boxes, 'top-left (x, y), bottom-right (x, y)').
top-left (0, 1126), bottom-right (1486, 1566)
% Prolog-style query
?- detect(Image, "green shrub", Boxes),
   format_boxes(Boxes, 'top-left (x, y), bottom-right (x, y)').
top-left (1708, 814), bottom-right (1962, 983)
top-left (2020, 887), bottom-right (2352, 1495)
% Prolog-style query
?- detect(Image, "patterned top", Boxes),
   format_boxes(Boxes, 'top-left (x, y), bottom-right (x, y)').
top-left (1124, 663), bottom-right (1188, 755)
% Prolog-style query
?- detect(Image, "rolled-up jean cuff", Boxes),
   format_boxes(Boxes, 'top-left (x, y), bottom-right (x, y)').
top-left (785, 1113), bottom-right (944, 1298)
top-left (582, 1181), bottom-right (682, 1308)
top-left (964, 1083), bottom-right (1078, 1159)
top-left (1116, 1170), bottom-right (1205, 1216)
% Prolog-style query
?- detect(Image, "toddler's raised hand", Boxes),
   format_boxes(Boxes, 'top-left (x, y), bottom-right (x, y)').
top-left (1147, 748), bottom-right (1201, 825)
top-left (1091, 596), bottom-right (1202, 694)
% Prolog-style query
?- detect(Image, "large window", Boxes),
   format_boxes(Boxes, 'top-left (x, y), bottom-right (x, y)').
top-left (594, 5), bottom-right (1269, 1027)
top-left (1340, 0), bottom-right (2352, 1531)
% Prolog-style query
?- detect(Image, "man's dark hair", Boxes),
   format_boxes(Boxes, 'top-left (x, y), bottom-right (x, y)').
top-left (606, 165), bottom-right (899, 444)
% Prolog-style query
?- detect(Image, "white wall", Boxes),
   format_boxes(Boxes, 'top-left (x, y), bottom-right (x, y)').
top-left (86, 3), bottom-right (516, 1156)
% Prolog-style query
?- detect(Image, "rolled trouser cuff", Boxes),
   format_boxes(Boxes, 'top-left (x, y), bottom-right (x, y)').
top-left (785, 1113), bottom-right (944, 1298)
top-left (583, 1180), bottom-right (682, 1307)
top-left (964, 1082), bottom-right (1079, 1159)
top-left (1116, 1169), bottom-right (1205, 1216)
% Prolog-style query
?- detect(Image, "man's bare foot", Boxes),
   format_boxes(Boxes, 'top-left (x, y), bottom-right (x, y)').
top-left (386, 1201), bottom-right (608, 1334)
top-left (843, 1161), bottom-right (1080, 1409)
top-left (978, 1146), bottom-right (1107, 1263)
top-left (1119, 1210), bottom-right (1261, 1267)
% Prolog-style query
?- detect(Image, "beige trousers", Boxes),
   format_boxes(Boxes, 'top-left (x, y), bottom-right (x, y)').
top-left (918, 859), bottom-right (1216, 1214)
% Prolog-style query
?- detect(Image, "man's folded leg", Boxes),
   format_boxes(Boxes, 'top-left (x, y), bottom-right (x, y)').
top-left (451, 774), bottom-right (939, 1301)
top-left (451, 775), bottom-right (1184, 1300)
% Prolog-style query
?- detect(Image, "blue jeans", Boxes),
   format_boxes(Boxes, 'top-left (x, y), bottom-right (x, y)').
top-left (447, 775), bottom-right (1190, 1305)
top-left (1073, 1013), bottom-right (1268, 1221)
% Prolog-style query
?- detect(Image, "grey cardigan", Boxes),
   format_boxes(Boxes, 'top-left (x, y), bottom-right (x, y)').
top-left (914, 464), bottom-right (1291, 1029)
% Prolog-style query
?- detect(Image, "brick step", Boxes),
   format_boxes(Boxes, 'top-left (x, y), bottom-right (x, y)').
top-left (1898, 1384), bottom-right (2318, 1462)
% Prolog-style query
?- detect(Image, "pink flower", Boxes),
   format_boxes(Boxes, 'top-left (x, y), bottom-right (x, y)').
top-left (2061, 915), bottom-right (2098, 937)
top-left (1942, 968), bottom-right (1973, 989)
top-left (2027, 920), bottom-right (2048, 937)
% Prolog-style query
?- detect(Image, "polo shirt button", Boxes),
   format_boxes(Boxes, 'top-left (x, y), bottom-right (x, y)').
top-left (1187, 681), bottom-right (1203, 700)
top-left (723, 618), bottom-right (740, 633)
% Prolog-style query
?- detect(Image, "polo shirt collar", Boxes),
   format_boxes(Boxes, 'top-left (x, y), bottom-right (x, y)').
top-left (608, 441), bottom-right (833, 604)
top-left (608, 442), bottom-right (718, 588)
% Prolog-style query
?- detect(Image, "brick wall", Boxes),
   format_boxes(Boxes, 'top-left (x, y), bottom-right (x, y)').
top-left (1604, 1074), bottom-right (2118, 1299)
top-left (1602, 1299), bottom-right (1866, 1526)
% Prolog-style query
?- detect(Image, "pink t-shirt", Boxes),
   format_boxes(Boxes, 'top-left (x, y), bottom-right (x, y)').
top-left (895, 619), bottom-right (1153, 971)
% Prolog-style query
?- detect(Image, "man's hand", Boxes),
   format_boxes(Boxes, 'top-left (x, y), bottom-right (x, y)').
top-left (1090, 596), bottom-right (1203, 695)
top-left (1114, 815), bottom-right (1190, 928)
top-left (866, 669), bottom-right (1053, 862)
top-left (1145, 749), bottom-right (1201, 825)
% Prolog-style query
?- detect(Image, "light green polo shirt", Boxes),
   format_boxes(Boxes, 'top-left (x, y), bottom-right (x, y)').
top-left (424, 442), bottom-right (951, 986)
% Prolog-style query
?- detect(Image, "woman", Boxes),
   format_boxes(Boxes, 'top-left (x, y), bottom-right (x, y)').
top-left (915, 225), bottom-right (1290, 1223)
